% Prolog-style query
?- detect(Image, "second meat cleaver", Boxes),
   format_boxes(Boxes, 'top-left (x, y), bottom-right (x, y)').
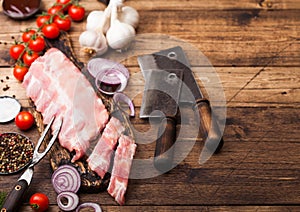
top-left (153, 47), bottom-right (224, 154)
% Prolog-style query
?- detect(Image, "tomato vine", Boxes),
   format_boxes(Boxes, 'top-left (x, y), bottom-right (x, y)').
top-left (9, 0), bottom-right (85, 81)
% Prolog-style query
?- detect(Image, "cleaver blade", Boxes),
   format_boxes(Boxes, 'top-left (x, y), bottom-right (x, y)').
top-left (140, 69), bottom-right (183, 118)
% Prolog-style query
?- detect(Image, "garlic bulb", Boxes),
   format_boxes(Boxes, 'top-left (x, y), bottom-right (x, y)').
top-left (118, 6), bottom-right (139, 29)
top-left (106, 5), bottom-right (136, 50)
top-left (79, 30), bottom-right (108, 55)
top-left (106, 19), bottom-right (136, 50)
top-left (86, 11), bottom-right (110, 34)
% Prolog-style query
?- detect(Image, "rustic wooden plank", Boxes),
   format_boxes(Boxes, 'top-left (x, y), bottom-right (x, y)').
top-left (0, 8), bottom-right (299, 67)
top-left (1, 66), bottom-right (300, 107)
top-left (17, 205), bottom-right (300, 212)
top-left (131, 106), bottom-right (300, 142)
top-left (127, 0), bottom-right (300, 10)
top-left (48, 0), bottom-right (300, 10)
top-left (1, 135), bottom-right (300, 206)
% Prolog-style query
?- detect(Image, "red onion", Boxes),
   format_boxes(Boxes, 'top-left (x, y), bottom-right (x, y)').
top-left (87, 58), bottom-right (130, 95)
top-left (76, 203), bottom-right (102, 212)
top-left (95, 69), bottom-right (128, 95)
top-left (57, 191), bottom-right (79, 211)
top-left (87, 58), bottom-right (129, 79)
top-left (113, 92), bottom-right (135, 117)
top-left (51, 165), bottom-right (81, 194)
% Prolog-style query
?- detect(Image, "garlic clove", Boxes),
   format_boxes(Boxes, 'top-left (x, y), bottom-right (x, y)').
top-left (106, 20), bottom-right (136, 50)
top-left (79, 30), bottom-right (108, 55)
top-left (86, 10), bottom-right (110, 34)
top-left (118, 6), bottom-right (139, 29)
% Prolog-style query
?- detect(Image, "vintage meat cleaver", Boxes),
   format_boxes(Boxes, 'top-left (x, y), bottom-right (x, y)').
top-left (138, 46), bottom-right (224, 171)
top-left (138, 55), bottom-right (183, 171)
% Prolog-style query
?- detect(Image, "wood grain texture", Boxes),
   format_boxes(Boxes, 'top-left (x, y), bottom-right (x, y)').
top-left (0, 0), bottom-right (299, 210)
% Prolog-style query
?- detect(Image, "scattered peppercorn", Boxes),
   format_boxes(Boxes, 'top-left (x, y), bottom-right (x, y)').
top-left (6, 76), bottom-right (9, 80)
top-left (0, 133), bottom-right (34, 174)
top-left (0, 80), bottom-right (3, 83)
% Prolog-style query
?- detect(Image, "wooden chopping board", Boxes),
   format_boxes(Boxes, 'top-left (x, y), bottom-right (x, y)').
top-left (30, 31), bottom-right (133, 193)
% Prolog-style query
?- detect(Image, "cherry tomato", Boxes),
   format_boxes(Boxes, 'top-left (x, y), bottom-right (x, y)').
top-left (36, 15), bottom-right (51, 28)
top-left (22, 51), bottom-right (39, 66)
top-left (68, 5), bottom-right (85, 21)
top-left (48, 5), bottom-right (63, 15)
top-left (54, 15), bottom-right (72, 31)
top-left (28, 36), bottom-right (45, 52)
top-left (13, 65), bottom-right (28, 81)
top-left (56, 0), bottom-right (71, 11)
top-left (42, 23), bottom-right (60, 39)
top-left (22, 29), bottom-right (36, 42)
top-left (15, 111), bottom-right (34, 130)
top-left (29, 193), bottom-right (49, 212)
top-left (9, 44), bottom-right (25, 60)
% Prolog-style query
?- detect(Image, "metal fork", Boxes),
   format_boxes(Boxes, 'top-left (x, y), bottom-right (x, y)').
top-left (1, 116), bottom-right (62, 212)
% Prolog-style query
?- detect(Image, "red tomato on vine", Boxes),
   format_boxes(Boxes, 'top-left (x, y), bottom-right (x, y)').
top-left (28, 36), bottom-right (45, 52)
top-left (22, 51), bottom-right (39, 66)
top-left (13, 65), bottom-right (28, 81)
top-left (54, 15), bottom-right (72, 31)
top-left (9, 44), bottom-right (25, 60)
top-left (48, 5), bottom-right (63, 15)
top-left (42, 23), bottom-right (60, 39)
top-left (22, 29), bottom-right (36, 42)
top-left (36, 14), bottom-right (51, 28)
top-left (68, 5), bottom-right (85, 21)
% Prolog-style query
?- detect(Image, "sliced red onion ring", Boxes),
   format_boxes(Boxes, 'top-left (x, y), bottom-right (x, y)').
top-left (57, 191), bottom-right (79, 211)
top-left (113, 92), bottom-right (135, 117)
top-left (95, 69), bottom-right (128, 95)
top-left (51, 165), bottom-right (81, 194)
top-left (76, 203), bottom-right (102, 212)
top-left (87, 58), bottom-right (129, 79)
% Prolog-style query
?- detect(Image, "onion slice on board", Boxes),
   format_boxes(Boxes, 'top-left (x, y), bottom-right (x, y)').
top-left (87, 58), bottom-right (130, 95)
top-left (0, 96), bottom-right (21, 123)
top-left (51, 165), bottom-right (81, 194)
top-left (87, 58), bottom-right (129, 79)
top-left (95, 69), bottom-right (128, 95)
top-left (57, 191), bottom-right (79, 211)
top-left (76, 203), bottom-right (102, 212)
top-left (113, 92), bottom-right (135, 117)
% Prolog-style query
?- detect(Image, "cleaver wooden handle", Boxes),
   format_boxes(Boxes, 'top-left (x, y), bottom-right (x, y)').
top-left (154, 117), bottom-right (176, 172)
top-left (195, 99), bottom-right (224, 154)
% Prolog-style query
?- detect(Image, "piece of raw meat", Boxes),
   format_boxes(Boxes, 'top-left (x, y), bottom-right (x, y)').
top-left (87, 117), bottom-right (125, 178)
top-left (23, 48), bottom-right (109, 162)
top-left (107, 135), bottom-right (137, 205)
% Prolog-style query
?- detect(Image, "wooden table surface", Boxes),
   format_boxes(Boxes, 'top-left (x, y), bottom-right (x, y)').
top-left (0, 0), bottom-right (300, 211)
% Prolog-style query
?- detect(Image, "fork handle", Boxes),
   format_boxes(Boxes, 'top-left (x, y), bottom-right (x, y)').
top-left (1, 180), bottom-right (29, 212)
